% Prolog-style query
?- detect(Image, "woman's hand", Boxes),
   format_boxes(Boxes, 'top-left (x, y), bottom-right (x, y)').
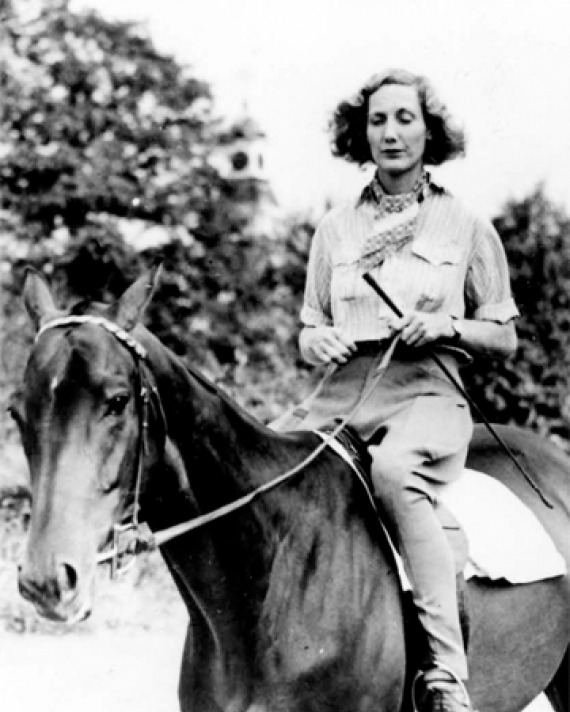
top-left (393, 312), bottom-right (453, 347)
top-left (299, 326), bottom-right (357, 365)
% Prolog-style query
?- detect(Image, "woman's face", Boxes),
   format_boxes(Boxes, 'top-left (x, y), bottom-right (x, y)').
top-left (366, 83), bottom-right (427, 183)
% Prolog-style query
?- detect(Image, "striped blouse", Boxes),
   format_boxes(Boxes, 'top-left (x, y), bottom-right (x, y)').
top-left (300, 178), bottom-right (519, 342)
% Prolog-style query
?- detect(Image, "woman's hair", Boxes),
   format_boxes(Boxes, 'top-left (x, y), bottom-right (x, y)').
top-left (329, 68), bottom-right (466, 166)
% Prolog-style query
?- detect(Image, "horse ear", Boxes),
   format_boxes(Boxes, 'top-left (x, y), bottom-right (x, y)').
top-left (111, 263), bottom-right (162, 331)
top-left (22, 268), bottom-right (62, 331)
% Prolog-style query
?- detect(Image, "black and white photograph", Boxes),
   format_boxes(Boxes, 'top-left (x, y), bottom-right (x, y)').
top-left (0, 0), bottom-right (568, 710)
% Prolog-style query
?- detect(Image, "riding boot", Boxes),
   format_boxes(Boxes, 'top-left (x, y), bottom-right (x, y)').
top-left (414, 665), bottom-right (476, 712)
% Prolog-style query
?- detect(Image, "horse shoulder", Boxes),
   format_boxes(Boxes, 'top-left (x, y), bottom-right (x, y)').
top-left (258, 449), bottom-right (406, 687)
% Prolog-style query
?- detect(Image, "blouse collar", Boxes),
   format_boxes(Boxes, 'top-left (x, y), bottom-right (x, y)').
top-left (356, 170), bottom-right (445, 208)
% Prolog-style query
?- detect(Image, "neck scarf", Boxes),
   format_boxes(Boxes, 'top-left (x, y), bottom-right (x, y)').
top-left (359, 171), bottom-right (430, 272)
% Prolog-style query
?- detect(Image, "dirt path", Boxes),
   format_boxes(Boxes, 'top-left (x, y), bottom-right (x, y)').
top-left (0, 631), bottom-right (185, 712)
top-left (0, 629), bottom-right (554, 712)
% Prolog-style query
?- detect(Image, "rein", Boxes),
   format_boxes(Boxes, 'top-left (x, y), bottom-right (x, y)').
top-left (36, 315), bottom-right (398, 577)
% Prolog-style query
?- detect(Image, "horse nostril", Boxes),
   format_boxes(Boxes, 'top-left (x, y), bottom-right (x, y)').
top-left (57, 562), bottom-right (78, 594)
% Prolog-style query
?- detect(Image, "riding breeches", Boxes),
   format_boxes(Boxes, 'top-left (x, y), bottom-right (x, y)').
top-left (365, 357), bottom-right (473, 680)
top-left (271, 342), bottom-right (473, 679)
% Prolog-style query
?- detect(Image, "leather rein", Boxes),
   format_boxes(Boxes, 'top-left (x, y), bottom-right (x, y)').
top-left (35, 315), bottom-right (389, 578)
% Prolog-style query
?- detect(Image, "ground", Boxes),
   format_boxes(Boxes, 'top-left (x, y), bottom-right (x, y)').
top-left (0, 631), bottom-right (553, 712)
top-left (0, 631), bottom-right (184, 712)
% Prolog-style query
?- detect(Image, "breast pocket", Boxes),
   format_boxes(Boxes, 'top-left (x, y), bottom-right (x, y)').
top-left (410, 242), bottom-right (463, 311)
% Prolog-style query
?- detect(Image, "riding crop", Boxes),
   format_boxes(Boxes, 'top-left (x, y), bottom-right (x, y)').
top-left (362, 272), bottom-right (553, 509)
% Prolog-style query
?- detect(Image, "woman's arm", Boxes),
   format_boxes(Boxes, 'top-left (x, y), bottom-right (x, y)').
top-left (298, 214), bottom-right (359, 365)
top-left (395, 311), bottom-right (517, 359)
top-left (445, 315), bottom-right (517, 359)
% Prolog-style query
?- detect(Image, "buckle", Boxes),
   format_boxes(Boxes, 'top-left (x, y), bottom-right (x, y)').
top-left (96, 522), bottom-right (155, 579)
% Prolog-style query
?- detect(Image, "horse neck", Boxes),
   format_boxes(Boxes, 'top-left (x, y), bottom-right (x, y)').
top-left (136, 334), bottom-right (407, 693)
top-left (152, 348), bottom-right (273, 481)
top-left (138, 329), bottom-right (304, 533)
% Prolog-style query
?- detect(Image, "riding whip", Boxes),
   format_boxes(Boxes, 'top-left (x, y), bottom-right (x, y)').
top-left (362, 271), bottom-right (553, 509)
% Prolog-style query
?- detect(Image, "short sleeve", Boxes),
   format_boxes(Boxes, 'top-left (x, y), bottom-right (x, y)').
top-left (465, 220), bottom-right (519, 323)
top-left (300, 216), bottom-right (335, 327)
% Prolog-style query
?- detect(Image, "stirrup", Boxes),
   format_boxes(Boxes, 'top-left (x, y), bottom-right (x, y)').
top-left (411, 662), bottom-right (474, 712)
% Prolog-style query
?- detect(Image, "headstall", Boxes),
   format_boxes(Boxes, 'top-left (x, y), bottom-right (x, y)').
top-left (36, 315), bottom-right (158, 578)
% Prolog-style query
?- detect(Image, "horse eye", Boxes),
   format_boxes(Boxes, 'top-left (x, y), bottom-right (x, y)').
top-left (7, 404), bottom-right (20, 424)
top-left (7, 396), bottom-right (24, 425)
top-left (106, 394), bottom-right (130, 416)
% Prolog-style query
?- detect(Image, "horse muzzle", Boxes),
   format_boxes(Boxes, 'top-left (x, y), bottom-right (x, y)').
top-left (17, 556), bottom-right (93, 623)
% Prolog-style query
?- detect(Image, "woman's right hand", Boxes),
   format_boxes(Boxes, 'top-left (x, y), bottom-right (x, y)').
top-left (299, 326), bottom-right (357, 365)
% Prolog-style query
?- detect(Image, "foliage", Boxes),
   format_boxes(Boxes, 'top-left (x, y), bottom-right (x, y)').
top-left (0, 0), bottom-right (315, 435)
top-left (463, 186), bottom-right (570, 445)
top-left (1, 0), bottom-right (219, 239)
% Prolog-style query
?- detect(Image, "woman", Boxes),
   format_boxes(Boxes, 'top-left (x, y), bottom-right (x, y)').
top-left (283, 69), bottom-right (518, 712)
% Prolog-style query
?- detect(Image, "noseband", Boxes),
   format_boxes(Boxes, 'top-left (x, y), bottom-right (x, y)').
top-left (36, 315), bottom-right (162, 578)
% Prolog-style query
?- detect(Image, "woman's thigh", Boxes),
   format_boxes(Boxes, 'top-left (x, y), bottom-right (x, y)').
top-left (369, 393), bottom-right (473, 502)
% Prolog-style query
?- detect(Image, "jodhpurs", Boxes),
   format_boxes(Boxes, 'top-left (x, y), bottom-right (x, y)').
top-left (367, 381), bottom-right (472, 679)
top-left (271, 343), bottom-right (473, 679)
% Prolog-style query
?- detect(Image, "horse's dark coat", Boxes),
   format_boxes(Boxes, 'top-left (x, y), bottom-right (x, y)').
top-left (14, 271), bottom-right (570, 712)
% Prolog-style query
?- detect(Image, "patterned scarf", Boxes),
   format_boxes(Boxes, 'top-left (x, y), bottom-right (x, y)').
top-left (359, 171), bottom-right (430, 272)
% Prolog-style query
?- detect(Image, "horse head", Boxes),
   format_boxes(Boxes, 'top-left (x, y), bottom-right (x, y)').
top-left (13, 267), bottom-right (161, 623)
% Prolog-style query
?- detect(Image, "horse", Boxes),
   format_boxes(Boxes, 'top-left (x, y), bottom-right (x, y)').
top-left (11, 267), bottom-right (570, 712)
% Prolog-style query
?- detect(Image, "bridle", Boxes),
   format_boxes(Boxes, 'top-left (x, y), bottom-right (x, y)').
top-left (36, 315), bottom-right (163, 577)
top-left (35, 315), bottom-right (379, 579)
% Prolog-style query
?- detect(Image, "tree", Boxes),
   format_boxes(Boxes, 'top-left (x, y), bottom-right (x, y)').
top-left (0, 0), bottom-right (266, 275)
top-left (0, 0), bottom-right (311, 427)
top-left (463, 186), bottom-right (570, 445)
top-left (2, 0), bottom-right (216, 236)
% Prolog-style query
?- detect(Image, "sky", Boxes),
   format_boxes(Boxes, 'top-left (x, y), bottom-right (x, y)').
top-left (70, 0), bottom-right (570, 219)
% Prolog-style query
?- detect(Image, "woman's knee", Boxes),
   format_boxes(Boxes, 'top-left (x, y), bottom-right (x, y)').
top-left (369, 445), bottom-right (428, 508)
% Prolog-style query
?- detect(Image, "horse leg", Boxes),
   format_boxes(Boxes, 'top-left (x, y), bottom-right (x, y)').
top-left (545, 648), bottom-right (569, 712)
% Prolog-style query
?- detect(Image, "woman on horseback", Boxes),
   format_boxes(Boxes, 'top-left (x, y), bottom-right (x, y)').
top-left (288, 68), bottom-right (518, 712)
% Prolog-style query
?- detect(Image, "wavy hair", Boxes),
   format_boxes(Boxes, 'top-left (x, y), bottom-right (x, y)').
top-left (330, 68), bottom-right (466, 166)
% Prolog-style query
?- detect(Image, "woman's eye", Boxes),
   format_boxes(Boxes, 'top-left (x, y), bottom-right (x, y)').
top-left (106, 394), bottom-right (130, 416)
top-left (397, 111), bottom-right (415, 124)
top-left (368, 115), bottom-right (386, 126)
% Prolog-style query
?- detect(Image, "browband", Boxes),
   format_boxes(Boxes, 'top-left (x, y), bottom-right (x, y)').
top-left (35, 315), bottom-right (147, 360)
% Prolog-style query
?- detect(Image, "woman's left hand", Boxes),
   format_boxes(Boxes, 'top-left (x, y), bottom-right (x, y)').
top-left (393, 311), bottom-right (453, 347)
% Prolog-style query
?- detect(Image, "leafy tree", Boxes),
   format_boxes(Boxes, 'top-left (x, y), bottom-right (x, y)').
top-left (1, 0), bottom-right (221, 240)
top-left (463, 187), bottom-right (570, 445)
top-left (0, 0), bottom-right (311, 428)
top-left (0, 0), bottom-right (266, 276)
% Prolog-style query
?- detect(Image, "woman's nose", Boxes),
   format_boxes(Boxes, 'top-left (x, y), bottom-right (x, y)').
top-left (383, 118), bottom-right (398, 141)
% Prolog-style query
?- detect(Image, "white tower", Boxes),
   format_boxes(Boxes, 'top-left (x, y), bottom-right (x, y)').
top-left (217, 115), bottom-right (269, 183)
